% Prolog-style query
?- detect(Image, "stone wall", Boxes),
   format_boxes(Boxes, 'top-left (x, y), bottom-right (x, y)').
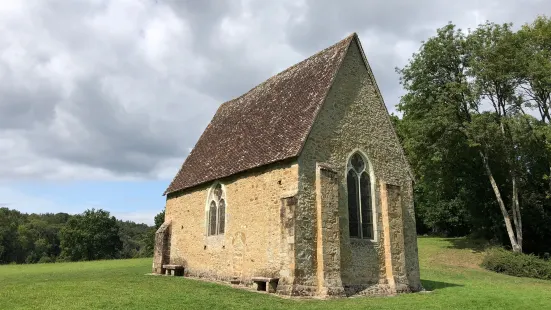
top-left (296, 38), bottom-right (421, 295)
top-left (152, 221), bottom-right (171, 274)
top-left (276, 195), bottom-right (297, 295)
top-left (164, 161), bottom-right (299, 285)
top-left (315, 164), bottom-right (345, 296)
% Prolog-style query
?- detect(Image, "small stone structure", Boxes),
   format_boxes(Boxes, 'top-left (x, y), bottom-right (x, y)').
top-left (152, 221), bottom-right (171, 275)
top-left (154, 33), bottom-right (423, 298)
top-left (163, 264), bottom-right (185, 276)
top-left (252, 277), bottom-right (279, 293)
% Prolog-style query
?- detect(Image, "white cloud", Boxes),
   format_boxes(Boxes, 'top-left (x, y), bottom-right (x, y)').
top-left (0, 0), bottom-right (548, 183)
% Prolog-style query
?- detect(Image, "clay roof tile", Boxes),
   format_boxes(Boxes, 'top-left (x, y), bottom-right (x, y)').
top-left (164, 34), bottom-right (356, 195)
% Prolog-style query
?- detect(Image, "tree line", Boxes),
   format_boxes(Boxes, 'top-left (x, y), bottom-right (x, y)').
top-left (394, 15), bottom-right (551, 255)
top-left (0, 207), bottom-right (164, 264)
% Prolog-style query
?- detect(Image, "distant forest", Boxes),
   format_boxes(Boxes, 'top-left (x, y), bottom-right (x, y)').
top-left (0, 208), bottom-right (164, 264)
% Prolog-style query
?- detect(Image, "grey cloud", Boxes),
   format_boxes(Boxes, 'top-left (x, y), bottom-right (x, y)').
top-left (164, 0), bottom-right (235, 42)
top-left (27, 73), bottom-right (213, 175)
top-left (0, 0), bottom-right (549, 181)
top-left (0, 84), bottom-right (59, 130)
top-left (164, 1), bottom-right (286, 101)
top-left (285, 0), bottom-right (467, 53)
top-left (285, 0), bottom-right (551, 111)
top-left (0, 0), bottom-right (217, 180)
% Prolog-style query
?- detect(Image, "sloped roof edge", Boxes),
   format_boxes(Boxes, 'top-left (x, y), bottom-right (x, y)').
top-left (163, 33), bottom-right (355, 196)
top-left (352, 34), bottom-right (416, 182)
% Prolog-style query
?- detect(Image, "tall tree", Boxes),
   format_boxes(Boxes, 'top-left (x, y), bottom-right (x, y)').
top-left (397, 22), bottom-right (532, 252)
top-left (517, 16), bottom-right (551, 124)
top-left (467, 21), bottom-right (524, 252)
top-left (517, 16), bottom-right (551, 197)
top-left (397, 24), bottom-right (487, 237)
top-left (60, 209), bottom-right (122, 261)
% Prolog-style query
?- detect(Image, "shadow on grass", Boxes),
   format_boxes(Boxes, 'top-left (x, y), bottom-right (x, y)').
top-left (444, 237), bottom-right (489, 253)
top-left (421, 279), bottom-right (463, 291)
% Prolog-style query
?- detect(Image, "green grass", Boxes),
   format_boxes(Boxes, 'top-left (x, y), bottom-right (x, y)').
top-left (1, 237), bottom-right (550, 310)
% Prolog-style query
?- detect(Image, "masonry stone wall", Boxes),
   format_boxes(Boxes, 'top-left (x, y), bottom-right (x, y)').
top-left (152, 221), bottom-right (171, 274)
top-left (315, 164), bottom-right (345, 296)
top-left (164, 161), bottom-right (299, 284)
top-left (296, 39), bottom-right (422, 296)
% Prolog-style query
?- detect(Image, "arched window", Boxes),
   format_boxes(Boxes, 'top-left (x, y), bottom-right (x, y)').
top-left (347, 152), bottom-right (374, 239)
top-left (207, 183), bottom-right (226, 236)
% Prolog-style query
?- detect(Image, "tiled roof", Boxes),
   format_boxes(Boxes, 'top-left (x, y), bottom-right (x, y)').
top-left (164, 34), bottom-right (356, 195)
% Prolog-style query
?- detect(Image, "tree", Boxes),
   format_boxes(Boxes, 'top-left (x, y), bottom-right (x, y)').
top-left (154, 210), bottom-right (165, 230)
top-left (118, 220), bottom-right (154, 258)
top-left (397, 16), bottom-right (551, 254)
top-left (517, 16), bottom-right (551, 198)
top-left (59, 209), bottom-right (122, 261)
top-left (467, 21), bottom-right (524, 252)
top-left (517, 16), bottom-right (551, 124)
top-left (0, 208), bottom-right (156, 264)
top-left (396, 24), bottom-right (492, 237)
top-left (0, 208), bottom-right (25, 263)
top-left (398, 22), bottom-right (533, 252)
top-left (17, 217), bottom-right (58, 263)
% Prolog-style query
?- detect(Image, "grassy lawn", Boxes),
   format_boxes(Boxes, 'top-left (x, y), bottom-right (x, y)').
top-left (1, 237), bottom-right (550, 310)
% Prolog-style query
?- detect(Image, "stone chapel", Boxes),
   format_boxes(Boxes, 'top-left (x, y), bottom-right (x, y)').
top-left (153, 33), bottom-right (422, 297)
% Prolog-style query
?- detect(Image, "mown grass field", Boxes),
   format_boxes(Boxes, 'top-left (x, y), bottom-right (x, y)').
top-left (1, 237), bottom-right (550, 310)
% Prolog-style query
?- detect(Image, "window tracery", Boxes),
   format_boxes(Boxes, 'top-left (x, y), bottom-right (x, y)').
top-left (207, 183), bottom-right (226, 236)
top-left (347, 152), bottom-right (374, 240)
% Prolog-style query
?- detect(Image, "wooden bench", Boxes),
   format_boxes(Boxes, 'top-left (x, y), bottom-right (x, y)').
top-left (162, 264), bottom-right (184, 276)
top-left (251, 277), bottom-right (279, 293)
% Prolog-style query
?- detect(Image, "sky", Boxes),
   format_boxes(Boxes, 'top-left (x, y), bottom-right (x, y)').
top-left (0, 0), bottom-right (548, 225)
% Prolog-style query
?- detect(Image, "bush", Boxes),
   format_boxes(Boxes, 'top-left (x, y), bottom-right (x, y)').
top-left (38, 256), bottom-right (54, 264)
top-left (482, 248), bottom-right (551, 280)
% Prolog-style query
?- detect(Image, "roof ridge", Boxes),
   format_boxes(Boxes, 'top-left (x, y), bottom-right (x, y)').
top-left (164, 33), bottom-right (357, 195)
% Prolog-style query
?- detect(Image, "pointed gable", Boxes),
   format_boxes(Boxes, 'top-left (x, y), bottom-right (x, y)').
top-left (164, 34), bottom-right (356, 195)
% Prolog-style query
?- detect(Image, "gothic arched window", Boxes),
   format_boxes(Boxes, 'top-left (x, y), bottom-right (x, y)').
top-left (207, 183), bottom-right (226, 236)
top-left (347, 152), bottom-right (374, 239)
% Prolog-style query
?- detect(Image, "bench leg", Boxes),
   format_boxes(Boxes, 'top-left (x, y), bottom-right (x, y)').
top-left (253, 282), bottom-right (267, 291)
top-left (268, 281), bottom-right (278, 293)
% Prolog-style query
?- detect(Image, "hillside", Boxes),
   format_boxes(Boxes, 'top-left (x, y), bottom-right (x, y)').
top-left (1, 237), bottom-right (550, 310)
